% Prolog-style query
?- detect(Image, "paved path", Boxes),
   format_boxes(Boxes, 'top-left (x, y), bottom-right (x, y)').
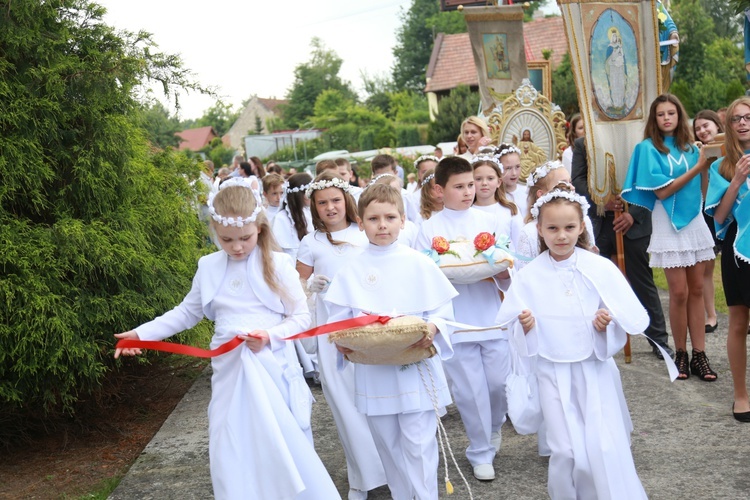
top-left (110, 291), bottom-right (750, 499)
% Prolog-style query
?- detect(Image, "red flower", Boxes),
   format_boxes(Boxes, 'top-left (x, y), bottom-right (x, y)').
top-left (474, 232), bottom-right (496, 252)
top-left (432, 236), bottom-right (451, 254)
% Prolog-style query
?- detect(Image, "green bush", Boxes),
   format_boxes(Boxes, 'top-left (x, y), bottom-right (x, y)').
top-left (396, 124), bottom-right (421, 147)
top-left (0, 1), bottom-right (211, 420)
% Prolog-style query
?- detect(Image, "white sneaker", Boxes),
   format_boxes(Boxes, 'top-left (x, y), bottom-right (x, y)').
top-left (473, 463), bottom-right (495, 481)
top-left (491, 430), bottom-right (502, 453)
top-left (348, 488), bottom-right (368, 500)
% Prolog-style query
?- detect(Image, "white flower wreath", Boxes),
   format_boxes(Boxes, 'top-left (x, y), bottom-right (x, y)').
top-left (413, 155), bottom-right (440, 168)
top-left (530, 189), bottom-right (590, 220)
top-left (471, 154), bottom-right (504, 174)
top-left (286, 182), bottom-right (311, 194)
top-left (207, 178), bottom-right (262, 227)
top-left (420, 172), bottom-right (435, 187)
top-left (305, 176), bottom-right (351, 198)
top-left (496, 145), bottom-right (521, 158)
top-left (368, 173), bottom-right (399, 187)
top-left (527, 160), bottom-right (565, 187)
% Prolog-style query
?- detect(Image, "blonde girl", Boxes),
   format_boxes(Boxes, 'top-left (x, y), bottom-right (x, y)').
top-left (114, 178), bottom-right (337, 499)
top-left (296, 171), bottom-right (387, 498)
top-left (272, 172), bottom-right (313, 260)
top-left (622, 93), bottom-right (715, 381)
top-left (471, 153), bottom-right (523, 249)
top-left (706, 96), bottom-right (750, 420)
top-left (419, 168), bottom-right (443, 222)
top-left (497, 143), bottom-right (529, 219)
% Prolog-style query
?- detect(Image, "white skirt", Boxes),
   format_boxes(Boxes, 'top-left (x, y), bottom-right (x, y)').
top-left (648, 200), bottom-right (715, 268)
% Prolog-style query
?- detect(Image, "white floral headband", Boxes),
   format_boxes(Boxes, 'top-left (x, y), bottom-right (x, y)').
top-left (496, 145), bottom-right (521, 158)
top-left (527, 160), bottom-right (565, 187)
top-left (368, 173), bottom-right (398, 186)
top-left (421, 173), bottom-right (435, 187)
top-left (285, 182), bottom-right (310, 194)
top-left (471, 154), bottom-right (504, 174)
top-left (530, 189), bottom-right (590, 220)
top-left (208, 178), bottom-right (262, 227)
top-left (413, 155), bottom-right (440, 168)
top-left (305, 176), bottom-right (351, 198)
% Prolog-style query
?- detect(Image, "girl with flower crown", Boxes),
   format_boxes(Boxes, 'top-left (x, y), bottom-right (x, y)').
top-left (471, 153), bottom-right (523, 250)
top-left (622, 93), bottom-right (716, 381)
top-left (515, 161), bottom-right (595, 268)
top-left (114, 178), bottom-right (338, 499)
top-left (272, 172), bottom-right (313, 260)
top-left (496, 143), bottom-right (529, 220)
top-left (406, 155), bottom-right (440, 224)
top-left (497, 184), bottom-right (651, 499)
top-left (418, 168), bottom-right (443, 224)
top-left (295, 171), bottom-right (387, 499)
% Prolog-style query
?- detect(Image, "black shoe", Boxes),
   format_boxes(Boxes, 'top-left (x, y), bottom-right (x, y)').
top-left (705, 322), bottom-right (718, 333)
top-left (652, 345), bottom-right (673, 360)
top-left (652, 348), bottom-right (664, 360)
top-left (733, 403), bottom-right (750, 423)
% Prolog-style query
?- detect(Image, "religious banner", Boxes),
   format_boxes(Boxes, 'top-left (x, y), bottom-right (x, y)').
top-left (464, 5), bottom-right (528, 113)
top-left (558, 0), bottom-right (662, 208)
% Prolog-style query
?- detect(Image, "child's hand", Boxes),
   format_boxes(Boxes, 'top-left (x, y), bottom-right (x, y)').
top-left (593, 309), bottom-right (611, 332)
top-left (114, 330), bottom-right (142, 359)
top-left (308, 274), bottom-right (331, 293)
top-left (518, 310), bottom-right (535, 334)
top-left (241, 330), bottom-right (270, 353)
top-left (411, 323), bottom-right (438, 349)
top-left (335, 344), bottom-right (354, 355)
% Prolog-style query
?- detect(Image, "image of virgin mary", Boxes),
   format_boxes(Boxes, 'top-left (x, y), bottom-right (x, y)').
top-left (605, 28), bottom-right (627, 110)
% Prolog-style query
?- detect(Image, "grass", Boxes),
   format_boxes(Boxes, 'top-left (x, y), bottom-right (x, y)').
top-left (70, 476), bottom-right (122, 500)
top-left (651, 256), bottom-right (728, 315)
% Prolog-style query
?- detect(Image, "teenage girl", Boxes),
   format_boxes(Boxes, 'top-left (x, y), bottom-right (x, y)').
top-left (622, 93), bottom-right (716, 380)
top-left (296, 171), bottom-right (387, 498)
top-left (114, 178), bottom-right (338, 499)
top-left (497, 144), bottom-right (529, 220)
top-left (693, 109), bottom-right (724, 333)
top-left (497, 185), bottom-right (649, 499)
top-left (706, 97), bottom-right (750, 420)
top-left (471, 153), bottom-right (523, 249)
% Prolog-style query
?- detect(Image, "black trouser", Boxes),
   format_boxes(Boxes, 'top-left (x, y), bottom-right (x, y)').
top-left (596, 214), bottom-right (670, 350)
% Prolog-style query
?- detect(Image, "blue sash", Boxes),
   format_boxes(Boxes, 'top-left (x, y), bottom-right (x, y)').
top-left (622, 137), bottom-right (701, 231)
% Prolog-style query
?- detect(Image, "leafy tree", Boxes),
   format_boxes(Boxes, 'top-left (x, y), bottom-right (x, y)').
top-left (140, 101), bottom-right (182, 149)
top-left (427, 85), bottom-right (480, 144)
top-left (389, 90), bottom-right (430, 123)
top-left (281, 37), bottom-right (356, 128)
top-left (0, 0), bottom-right (211, 422)
top-left (193, 100), bottom-right (239, 136)
top-left (254, 115), bottom-right (263, 135)
top-left (361, 70), bottom-right (394, 114)
top-left (672, 0), bottom-right (716, 84)
top-left (701, 0), bottom-right (742, 41)
top-left (551, 53), bottom-right (579, 119)
top-left (392, 0), bottom-right (467, 91)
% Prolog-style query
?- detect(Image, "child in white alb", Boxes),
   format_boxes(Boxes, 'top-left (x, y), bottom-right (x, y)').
top-left (114, 178), bottom-right (338, 499)
top-left (498, 143), bottom-right (529, 220)
top-left (496, 186), bottom-right (649, 499)
top-left (325, 183), bottom-right (458, 500)
top-left (415, 156), bottom-right (511, 482)
top-left (296, 171), bottom-right (386, 499)
top-left (471, 152), bottom-right (524, 249)
top-left (272, 172), bottom-right (313, 260)
top-left (262, 173), bottom-right (285, 224)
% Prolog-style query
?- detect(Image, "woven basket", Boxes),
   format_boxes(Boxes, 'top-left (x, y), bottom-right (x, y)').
top-left (328, 315), bottom-right (435, 365)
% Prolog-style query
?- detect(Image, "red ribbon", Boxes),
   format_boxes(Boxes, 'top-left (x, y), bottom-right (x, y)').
top-left (115, 314), bottom-right (392, 358)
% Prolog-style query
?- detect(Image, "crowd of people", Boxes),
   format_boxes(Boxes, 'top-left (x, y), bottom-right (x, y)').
top-left (114, 94), bottom-right (749, 499)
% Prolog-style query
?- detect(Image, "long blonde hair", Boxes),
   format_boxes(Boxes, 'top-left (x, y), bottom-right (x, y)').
top-left (419, 168), bottom-right (442, 220)
top-left (211, 186), bottom-right (287, 303)
top-left (720, 96), bottom-right (750, 181)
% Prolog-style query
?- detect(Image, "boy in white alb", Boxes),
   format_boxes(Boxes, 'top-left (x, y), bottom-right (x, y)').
top-left (415, 156), bottom-right (512, 481)
top-left (262, 173), bottom-right (285, 224)
top-left (325, 184), bottom-right (459, 500)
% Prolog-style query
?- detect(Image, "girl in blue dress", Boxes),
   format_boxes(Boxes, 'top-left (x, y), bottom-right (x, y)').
top-left (622, 94), bottom-right (716, 381)
top-left (706, 97), bottom-right (750, 421)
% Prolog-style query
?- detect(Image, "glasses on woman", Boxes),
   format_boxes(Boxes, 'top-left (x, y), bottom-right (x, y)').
top-left (730, 114), bottom-right (750, 124)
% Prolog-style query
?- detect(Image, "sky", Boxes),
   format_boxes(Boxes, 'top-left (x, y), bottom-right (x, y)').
top-left (98, 0), bottom-right (415, 120)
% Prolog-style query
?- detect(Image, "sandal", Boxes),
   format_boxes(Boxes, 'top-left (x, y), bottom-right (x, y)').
top-left (690, 349), bottom-right (717, 382)
top-left (675, 349), bottom-right (689, 380)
